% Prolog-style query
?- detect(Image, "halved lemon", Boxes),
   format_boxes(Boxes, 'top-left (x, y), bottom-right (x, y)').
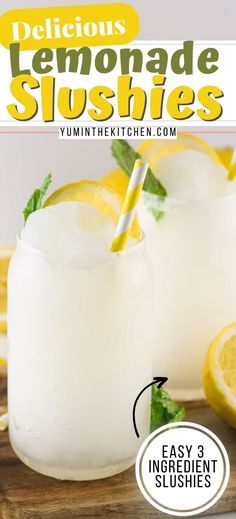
top-left (203, 323), bottom-right (236, 428)
top-left (0, 246), bottom-right (14, 335)
top-left (44, 179), bottom-right (141, 240)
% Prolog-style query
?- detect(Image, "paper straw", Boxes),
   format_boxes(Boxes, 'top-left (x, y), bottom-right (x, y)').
top-left (110, 159), bottom-right (148, 252)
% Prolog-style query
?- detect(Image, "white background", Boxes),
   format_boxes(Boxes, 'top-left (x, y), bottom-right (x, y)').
top-left (0, 0), bottom-right (236, 41)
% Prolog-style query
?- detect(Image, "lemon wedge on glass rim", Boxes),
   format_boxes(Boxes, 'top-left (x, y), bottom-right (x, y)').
top-left (203, 323), bottom-right (236, 428)
top-left (44, 179), bottom-right (141, 240)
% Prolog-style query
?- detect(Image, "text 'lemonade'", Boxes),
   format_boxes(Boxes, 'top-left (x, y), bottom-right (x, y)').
top-left (8, 198), bottom-right (153, 480)
top-left (138, 139), bottom-right (236, 398)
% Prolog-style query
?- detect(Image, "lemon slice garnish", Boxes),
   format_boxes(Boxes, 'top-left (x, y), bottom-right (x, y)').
top-left (215, 147), bottom-right (236, 180)
top-left (44, 179), bottom-right (141, 240)
top-left (137, 132), bottom-right (221, 174)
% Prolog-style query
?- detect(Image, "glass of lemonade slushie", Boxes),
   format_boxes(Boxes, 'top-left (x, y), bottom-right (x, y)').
top-left (8, 200), bottom-right (153, 480)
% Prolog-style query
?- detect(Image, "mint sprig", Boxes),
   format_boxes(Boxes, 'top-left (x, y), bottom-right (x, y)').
top-left (111, 139), bottom-right (166, 197)
top-left (151, 386), bottom-right (185, 433)
top-left (111, 140), bottom-right (167, 220)
top-left (23, 173), bottom-right (52, 223)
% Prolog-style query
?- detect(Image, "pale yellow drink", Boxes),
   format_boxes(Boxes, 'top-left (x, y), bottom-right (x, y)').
top-left (8, 202), bottom-right (153, 480)
top-left (139, 149), bottom-right (236, 399)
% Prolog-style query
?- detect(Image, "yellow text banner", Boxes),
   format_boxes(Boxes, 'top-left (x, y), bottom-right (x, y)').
top-left (0, 3), bottom-right (139, 50)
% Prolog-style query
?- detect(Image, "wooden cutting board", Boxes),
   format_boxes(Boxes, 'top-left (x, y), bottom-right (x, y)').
top-left (0, 373), bottom-right (235, 519)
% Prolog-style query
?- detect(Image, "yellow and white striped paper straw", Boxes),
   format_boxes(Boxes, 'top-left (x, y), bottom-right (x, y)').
top-left (110, 159), bottom-right (148, 252)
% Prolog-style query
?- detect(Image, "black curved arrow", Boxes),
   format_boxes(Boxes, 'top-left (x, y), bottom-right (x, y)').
top-left (132, 377), bottom-right (168, 438)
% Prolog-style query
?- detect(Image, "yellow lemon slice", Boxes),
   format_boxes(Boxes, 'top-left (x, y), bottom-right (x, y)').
top-left (137, 132), bottom-right (221, 174)
top-left (215, 147), bottom-right (236, 180)
top-left (0, 246), bottom-right (14, 335)
top-left (102, 168), bottom-right (130, 197)
top-left (216, 148), bottom-right (233, 170)
top-left (44, 179), bottom-right (141, 240)
top-left (203, 323), bottom-right (236, 428)
top-left (0, 316), bottom-right (7, 335)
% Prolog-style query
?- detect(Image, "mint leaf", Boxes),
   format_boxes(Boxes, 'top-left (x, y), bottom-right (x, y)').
top-left (150, 386), bottom-right (185, 433)
top-left (111, 140), bottom-right (167, 220)
top-left (23, 174), bottom-right (52, 223)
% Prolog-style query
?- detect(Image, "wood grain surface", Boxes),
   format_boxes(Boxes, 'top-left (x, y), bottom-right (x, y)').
top-left (0, 374), bottom-right (235, 519)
